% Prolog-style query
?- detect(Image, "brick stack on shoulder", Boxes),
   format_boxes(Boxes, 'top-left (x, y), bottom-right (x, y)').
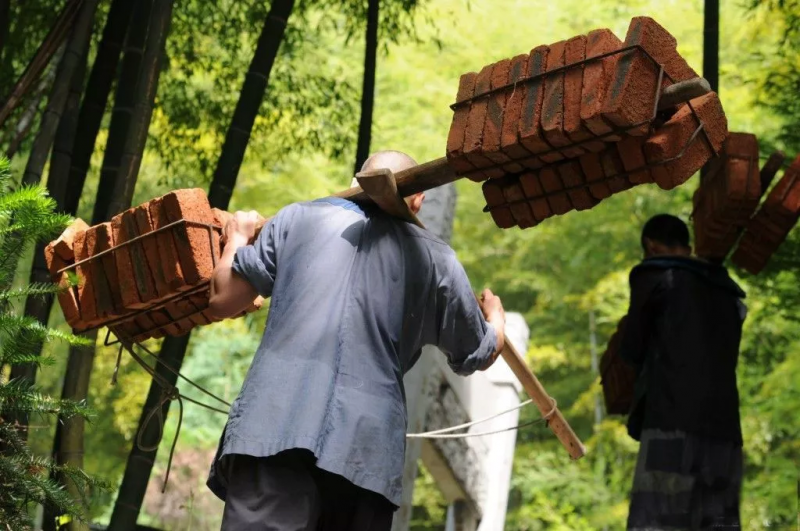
top-left (446, 16), bottom-right (729, 229)
top-left (45, 189), bottom-right (263, 342)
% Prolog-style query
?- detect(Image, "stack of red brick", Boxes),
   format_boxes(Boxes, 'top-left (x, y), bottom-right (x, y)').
top-left (446, 16), bottom-right (728, 229)
top-left (692, 133), bottom-right (762, 260)
top-left (45, 189), bottom-right (262, 342)
top-left (731, 155), bottom-right (800, 274)
top-left (599, 316), bottom-right (635, 415)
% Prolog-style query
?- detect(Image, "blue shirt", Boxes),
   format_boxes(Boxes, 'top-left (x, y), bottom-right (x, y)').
top-left (206, 198), bottom-right (497, 505)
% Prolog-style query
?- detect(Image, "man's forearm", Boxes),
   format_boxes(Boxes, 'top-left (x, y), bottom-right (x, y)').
top-left (208, 234), bottom-right (255, 317)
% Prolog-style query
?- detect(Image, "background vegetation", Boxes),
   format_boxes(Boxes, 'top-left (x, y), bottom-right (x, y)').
top-left (2, 0), bottom-right (798, 529)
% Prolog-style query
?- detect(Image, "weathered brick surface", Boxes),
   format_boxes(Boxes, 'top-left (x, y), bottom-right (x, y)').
top-left (581, 29), bottom-right (624, 139)
top-left (482, 179), bottom-right (515, 228)
top-left (601, 147), bottom-right (633, 193)
top-left (541, 40), bottom-right (585, 160)
top-left (134, 204), bottom-right (170, 299)
top-left (464, 65), bottom-right (503, 180)
top-left (95, 222), bottom-right (125, 315)
top-left (53, 218), bottom-right (90, 261)
top-left (602, 17), bottom-right (697, 136)
top-left (501, 179), bottom-right (537, 228)
top-left (45, 251), bottom-right (82, 328)
top-left (558, 161), bottom-right (596, 210)
top-left (518, 46), bottom-right (556, 163)
top-left (500, 54), bottom-right (533, 167)
top-left (579, 151), bottom-right (612, 200)
top-left (73, 230), bottom-right (100, 326)
top-left (519, 172), bottom-right (553, 220)
top-left (162, 189), bottom-right (217, 286)
top-left (148, 196), bottom-right (187, 292)
top-left (446, 72), bottom-right (479, 175)
top-left (564, 35), bottom-right (604, 153)
top-left (616, 135), bottom-right (653, 184)
top-left (643, 92), bottom-right (727, 190)
top-left (539, 166), bottom-right (572, 214)
top-left (483, 59), bottom-right (520, 171)
top-left (84, 224), bottom-right (117, 320)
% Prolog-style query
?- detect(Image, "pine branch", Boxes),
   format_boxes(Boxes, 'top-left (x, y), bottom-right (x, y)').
top-left (0, 313), bottom-right (93, 348)
top-left (0, 380), bottom-right (92, 419)
top-left (0, 282), bottom-right (66, 303)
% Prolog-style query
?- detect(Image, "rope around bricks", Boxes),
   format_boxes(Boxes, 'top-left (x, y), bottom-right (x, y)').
top-left (114, 338), bottom-right (557, 490)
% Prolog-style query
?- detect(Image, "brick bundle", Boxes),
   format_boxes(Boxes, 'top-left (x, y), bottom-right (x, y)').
top-left (599, 316), bottom-right (635, 415)
top-left (45, 189), bottom-right (262, 342)
top-left (692, 133), bottom-right (762, 260)
top-left (731, 155), bottom-right (800, 274)
top-left (446, 16), bottom-right (728, 229)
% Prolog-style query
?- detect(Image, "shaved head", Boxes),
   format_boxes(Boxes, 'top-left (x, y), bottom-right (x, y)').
top-left (351, 150), bottom-right (425, 215)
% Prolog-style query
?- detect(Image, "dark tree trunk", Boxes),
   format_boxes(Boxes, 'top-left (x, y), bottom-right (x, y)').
top-left (49, 1), bottom-right (174, 528)
top-left (21, 0), bottom-right (99, 187)
top-left (107, 334), bottom-right (190, 531)
top-left (0, 0), bottom-right (81, 128)
top-left (110, 2), bottom-right (295, 526)
top-left (354, 0), bottom-right (379, 174)
top-left (63, 0), bottom-right (139, 217)
top-left (91, 0), bottom-right (154, 223)
top-left (209, 0), bottom-right (295, 209)
top-left (4, 49), bottom-right (60, 160)
top-left (0, 0), bottom-right (10, 66)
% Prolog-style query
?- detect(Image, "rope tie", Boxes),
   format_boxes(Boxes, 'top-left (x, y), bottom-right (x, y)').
top-left (136, 385), bottom-right (183, 493)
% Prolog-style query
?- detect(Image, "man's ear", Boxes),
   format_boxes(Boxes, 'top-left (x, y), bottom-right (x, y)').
top-left (408, 193), bottom-right (425, 214)
top-left (643, 237), bottom-right (655, 257)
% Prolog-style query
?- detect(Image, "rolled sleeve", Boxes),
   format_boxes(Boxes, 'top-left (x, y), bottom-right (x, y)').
top-left (437, 257), bottom-right (496, 376)
top-left (231, 210), bottom-right (285, 298)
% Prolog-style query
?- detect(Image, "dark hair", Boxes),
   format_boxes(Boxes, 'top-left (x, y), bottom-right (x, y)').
top-left (641, 214), bottom-right (690, 250)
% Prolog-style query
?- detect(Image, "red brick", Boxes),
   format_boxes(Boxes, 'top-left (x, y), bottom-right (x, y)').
top-left (539, 166), bottom-right (572, 215)
top-left (73, 230), bottom-right (100, 327)
top-left (603, 17), bottom-right (697, 136)
top-left (563, 35), bottom-right (604, 153)
top-left (162, 189), bottom-right (217, 286)
top-left (52, 218), bottom-right (90, 261)
top-left (464, 64), bottom-right (503, 180)
top-left (643, 92), bottom-right (727, 190)
top-left (600, 148), bottom-right (633, 193)
top-left (112, 208), bottom-right (159, 308)
top-left (482, 59), bottom-right (521, 172)
top-left (580, 152), bottom-right (612, 200)
top-left (519, 172), bottom-right (553, 221)
top-left (500, 54), bottom-right (534, 167)
top-left (46, 252), bottom-right (82, 328)
top-left (519, 46), bottom-right (559, 163)
top-left (627, 17), bottom-right (698, 84)
top-left (558, 161), bottom-right (597, 211)
top-left (81, 224), bottom-right (117, 321)
top-left (94, 222), bottom-right (126, 316)
top-left (482, 179), bottom-right (515, 229)
top-left (501, 178), bottom-right (538, 228)
top-left (148, 196), bottom-right (187, 292)
top-left (581, 29), bottom-right (624, 140)
top-left (163, 298), bottom-right (198, 335)
top-left (446, 72), bottom-right (479, 176)
top-left (616, 135), bottom-right (653, 184)
top-left (541, 40), bottom-right (585, 160)
top-left (144, 308), bottom-right (179, 338)
top-left (134, 204), bottom-right (170, 299)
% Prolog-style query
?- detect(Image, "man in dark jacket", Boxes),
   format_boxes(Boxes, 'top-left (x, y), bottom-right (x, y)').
top-left (620, 214), bottom-right (746, 531)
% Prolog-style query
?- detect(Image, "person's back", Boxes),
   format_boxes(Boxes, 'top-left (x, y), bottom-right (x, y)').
top-left (622, 256), bottom-right (744, 443)
top-left (621, 214), bottom-right (745, 531)
top-left (206, 151), bottom-right (504, 530)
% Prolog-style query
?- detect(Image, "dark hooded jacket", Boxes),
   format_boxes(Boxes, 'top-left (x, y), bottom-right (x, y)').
top-left (619, 256), bottom-right (746, 445)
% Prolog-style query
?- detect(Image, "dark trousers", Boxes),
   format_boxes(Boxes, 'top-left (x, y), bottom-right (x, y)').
top-left (220, 450), bottom-right (395, 531)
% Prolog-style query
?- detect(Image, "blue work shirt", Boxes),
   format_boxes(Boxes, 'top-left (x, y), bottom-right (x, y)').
top-left (206, 197), bottom-right (497, 506)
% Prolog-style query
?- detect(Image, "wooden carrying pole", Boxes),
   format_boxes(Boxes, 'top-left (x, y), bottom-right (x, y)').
top-left (354, 169), bottom-right (587, 459)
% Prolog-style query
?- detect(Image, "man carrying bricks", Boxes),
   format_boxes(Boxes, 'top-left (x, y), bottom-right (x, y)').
top-left (205, 150), bottom-right (507, 530)
top-left (619, 214), bottom-right (746, 531)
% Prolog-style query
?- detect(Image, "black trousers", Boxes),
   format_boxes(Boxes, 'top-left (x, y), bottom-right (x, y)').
top-left (220, 450), bottom-right (395, 531)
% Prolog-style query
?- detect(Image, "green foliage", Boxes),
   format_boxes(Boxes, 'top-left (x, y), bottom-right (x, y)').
top-left (0, 156), bottom-right (108, 530)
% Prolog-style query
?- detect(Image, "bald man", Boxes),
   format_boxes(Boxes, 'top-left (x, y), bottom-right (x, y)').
top-left (206, 151), bottom-right (506, 530)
